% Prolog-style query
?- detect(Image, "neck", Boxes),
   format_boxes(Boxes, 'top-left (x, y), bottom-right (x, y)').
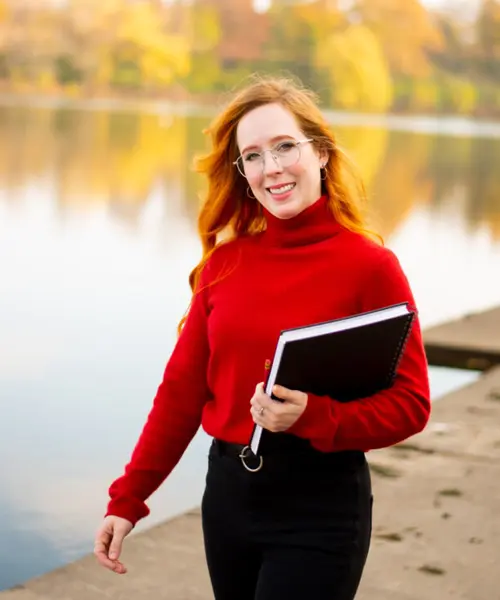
top-left (261, 196), bottom-right (342, 248)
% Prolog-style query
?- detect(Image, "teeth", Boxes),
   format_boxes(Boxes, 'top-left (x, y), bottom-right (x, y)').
top-left (269, 183), bottom-right (294, 194)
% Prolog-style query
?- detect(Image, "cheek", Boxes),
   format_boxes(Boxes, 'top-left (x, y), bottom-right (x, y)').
top-left (287, 163), bottom-right (306, 179)
top-left (248, 172), bottom-right (264, 189)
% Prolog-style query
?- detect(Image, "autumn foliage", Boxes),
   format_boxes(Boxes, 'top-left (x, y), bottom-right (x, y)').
top-left (0, 0), bottom-right (498, 117)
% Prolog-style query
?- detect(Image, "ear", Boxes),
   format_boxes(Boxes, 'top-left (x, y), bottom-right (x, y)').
top-left (318, 147), bottom-right (329, 167)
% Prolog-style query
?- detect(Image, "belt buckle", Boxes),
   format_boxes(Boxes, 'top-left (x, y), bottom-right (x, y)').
top-left (238, 445), bottom-right (263, 473)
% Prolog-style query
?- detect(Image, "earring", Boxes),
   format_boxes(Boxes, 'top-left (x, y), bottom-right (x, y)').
top-left (320, 165), bottom-right (327, 181)
top-left (247, 186), bottom-right (256, 199)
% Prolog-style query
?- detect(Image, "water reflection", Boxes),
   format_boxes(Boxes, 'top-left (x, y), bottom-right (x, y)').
top-left (0, 106), bottom-right (499, 239)
top-left (0, 105), bottom-right (499, 590)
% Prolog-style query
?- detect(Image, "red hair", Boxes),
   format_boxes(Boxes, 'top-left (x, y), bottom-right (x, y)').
top-left (179, 75), bottom-right (380, 332)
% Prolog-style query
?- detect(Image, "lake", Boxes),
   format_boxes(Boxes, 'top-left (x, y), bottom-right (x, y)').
top-left (1, 103), bottom-right (499, 590)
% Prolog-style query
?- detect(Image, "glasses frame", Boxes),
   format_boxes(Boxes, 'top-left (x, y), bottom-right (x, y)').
top-left (233, 138), bottom-right (314, 178)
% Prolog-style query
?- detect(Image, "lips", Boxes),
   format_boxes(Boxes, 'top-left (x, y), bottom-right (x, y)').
top-left (266, 182), bottom-right (296, 195)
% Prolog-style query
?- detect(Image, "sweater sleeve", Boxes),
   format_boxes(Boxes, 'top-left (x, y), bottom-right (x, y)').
top-left (287, 249), bottom-right (431, 453)
top-left (105, 266), bottom-right (212, 526)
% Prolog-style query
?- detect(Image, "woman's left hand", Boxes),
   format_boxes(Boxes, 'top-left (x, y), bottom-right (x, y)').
top-left (250, 382), bottom-right (308, 432)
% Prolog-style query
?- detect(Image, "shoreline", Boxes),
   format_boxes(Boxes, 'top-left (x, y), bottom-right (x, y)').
top-left (1, 93), bottom-right (500, 138)
top-left (1, 307), bottom-right (500, 598)
top-left (2, 364), bottom-right (499, 600)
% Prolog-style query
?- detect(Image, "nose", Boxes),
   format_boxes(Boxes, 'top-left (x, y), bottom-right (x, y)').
top-left (262, 150), bottom-right (283, 175)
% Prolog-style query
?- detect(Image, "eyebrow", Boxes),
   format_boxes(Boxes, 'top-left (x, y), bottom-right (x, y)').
top-left (240, 135), bottom-right (297, 155)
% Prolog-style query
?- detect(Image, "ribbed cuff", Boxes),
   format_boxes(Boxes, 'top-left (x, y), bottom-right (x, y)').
top-left (287, 393), bottom-right (339, 452)
top-left (105, 497), bottom-right (150, 527)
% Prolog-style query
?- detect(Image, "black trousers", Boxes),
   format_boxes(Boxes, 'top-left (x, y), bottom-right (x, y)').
top-left (201, 435), bottom-right (373, 600)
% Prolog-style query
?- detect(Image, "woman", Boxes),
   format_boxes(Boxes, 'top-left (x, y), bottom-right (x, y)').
top-left (94, 75), bottom-right (430, 599)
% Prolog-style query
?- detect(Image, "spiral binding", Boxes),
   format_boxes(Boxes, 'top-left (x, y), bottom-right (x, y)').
top-left (385, 311), bottom-right (415, 388)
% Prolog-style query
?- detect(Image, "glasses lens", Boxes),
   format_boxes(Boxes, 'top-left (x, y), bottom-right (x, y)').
top-left (235, 142), bottom-right (302, 177)
top-left (235, 156), bottom-right (247, 177)
top-left (275, 142), bottom-right (300, 167)
top-left (239, 153), bottom-right (263, 178)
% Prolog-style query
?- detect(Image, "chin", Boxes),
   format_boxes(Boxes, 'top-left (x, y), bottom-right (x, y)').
top-left (270, 201), bottom-right (305, 220)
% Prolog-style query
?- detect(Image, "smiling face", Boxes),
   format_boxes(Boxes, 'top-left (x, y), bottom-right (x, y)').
top-left (235, 103), bottom-right (328, 220)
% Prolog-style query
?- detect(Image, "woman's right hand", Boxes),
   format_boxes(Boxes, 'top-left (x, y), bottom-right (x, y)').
top-left (94, 515), bottom-right (133, 574)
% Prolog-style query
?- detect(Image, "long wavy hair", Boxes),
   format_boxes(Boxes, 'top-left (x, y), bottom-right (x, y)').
top-left (178, 75), bottom-right (380, 332)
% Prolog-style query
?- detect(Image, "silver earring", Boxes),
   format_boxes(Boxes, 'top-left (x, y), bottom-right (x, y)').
top-left (320, 165), bottom-right (327, 181)
top-left (247, 186), bottom-right (256, 199)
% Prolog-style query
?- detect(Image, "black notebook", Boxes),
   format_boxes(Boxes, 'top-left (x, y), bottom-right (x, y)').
top-left (249, 302), bottom-right (415, 455)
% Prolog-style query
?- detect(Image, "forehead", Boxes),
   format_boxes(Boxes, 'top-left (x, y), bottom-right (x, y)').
top-left (236, 103), bottom-right (302, 150)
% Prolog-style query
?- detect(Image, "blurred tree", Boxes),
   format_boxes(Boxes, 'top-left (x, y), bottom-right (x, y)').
top-left (438, 72), bottom-right (477, 113)
top-left (178, 2), bottom-right (224, 93)
top-left (430, 14), bottom-right (467, 75)
top-left (195, 0), bottom-right (270, 90)
top-left (113, 2), bottom-right (190, 89)
top-left (208, 0), bottom-right (270, 62)
top-left (0, 0), bottom-right (495, 117)
top-left (60, 0), bottom-right (190, 92)
top-left (353, 0), bottom-right (444, 77)
top-left (475, 0), bottom-right (500, 80)
top-left (0, 0), bottom-right (7, 21)
top-left (0, 4), bottom-right (60, 89)
top-left (316, 24), bottom-right (393, 111)
top-left (264, 0), bottom-right (344, 92)
top-left (0, 1), bottom-right (7, 79)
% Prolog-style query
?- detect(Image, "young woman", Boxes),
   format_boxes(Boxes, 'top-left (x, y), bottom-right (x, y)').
top-left (94, 76), bottom-right (430, 600)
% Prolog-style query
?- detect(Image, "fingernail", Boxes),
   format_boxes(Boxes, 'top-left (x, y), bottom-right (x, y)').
top-left (109, 553), bottom-right (117, 559)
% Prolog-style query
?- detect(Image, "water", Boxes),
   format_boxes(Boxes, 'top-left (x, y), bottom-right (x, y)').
top-left (0, 105), bottom-right (499, 590)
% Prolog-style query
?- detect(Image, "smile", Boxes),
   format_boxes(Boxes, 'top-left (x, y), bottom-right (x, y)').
top-left (267, 183), bottom-right (296, 195)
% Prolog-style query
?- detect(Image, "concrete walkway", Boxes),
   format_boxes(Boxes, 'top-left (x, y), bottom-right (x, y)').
top-left (424, 305), bottom-right (500, 370)
top-left (2, 309), bottom-right (500, 599)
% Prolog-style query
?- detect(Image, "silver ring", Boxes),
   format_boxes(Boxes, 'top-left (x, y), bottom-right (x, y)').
top-left (258, 406), bottom-right (265, 416)
top-left (238, 445), bottom-right (264, 472)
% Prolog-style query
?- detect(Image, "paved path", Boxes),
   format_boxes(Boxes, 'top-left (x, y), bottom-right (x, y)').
top-left (424, 306), bottom-right (500, 370)
top-left (3, 308), bottom-right (500, 600)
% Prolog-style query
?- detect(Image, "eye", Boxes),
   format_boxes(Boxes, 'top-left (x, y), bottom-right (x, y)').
top-left (243, 152), bottom-right (261, 162)
top-left (275, 141), bottom-right (296, 153)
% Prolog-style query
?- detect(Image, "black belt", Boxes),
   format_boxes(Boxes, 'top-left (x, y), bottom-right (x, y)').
top-left (215, 440), bottom-right (248, 458)
top-left (213, 439), bottom-right (264, 472)
top-left (211, 438), bottom-right (364, 474)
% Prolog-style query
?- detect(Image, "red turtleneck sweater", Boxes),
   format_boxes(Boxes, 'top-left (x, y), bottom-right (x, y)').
top-left (107, 196), bottom-right (430, 525)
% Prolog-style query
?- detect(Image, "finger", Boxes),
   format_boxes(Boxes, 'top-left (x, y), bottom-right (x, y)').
top-left (109, 534), bottom-right (124, 561)
top-left (250, 405), bottom-right (266, 425)
top-left (251, 384), bottom-right (274, 410)
top-left (250, 404), bottom-right (263, 419)
top-left (256, 393), bottom-right (279, 413)
top-left (94, 542), bottom-right (118, 571)
top-left (273, 385), bottom-right (306, 404)
top-left (255, 382), bottom-right (265, 394)
top-left (94, 530), bottom-right (111, 559)
top-left (97, 555), bottom-right (127, 574)
top-left (112, 561), bottom-right (128, 575)
top-left (251, 382), bottom-right (268, 402)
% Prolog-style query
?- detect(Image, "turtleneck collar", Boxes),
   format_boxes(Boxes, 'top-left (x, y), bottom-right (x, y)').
top-left (261, 195), bottom-right (343, 248)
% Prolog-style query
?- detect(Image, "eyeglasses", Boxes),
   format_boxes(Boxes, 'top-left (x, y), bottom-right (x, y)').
top-left (233, 139), bottom-right (313, 178)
